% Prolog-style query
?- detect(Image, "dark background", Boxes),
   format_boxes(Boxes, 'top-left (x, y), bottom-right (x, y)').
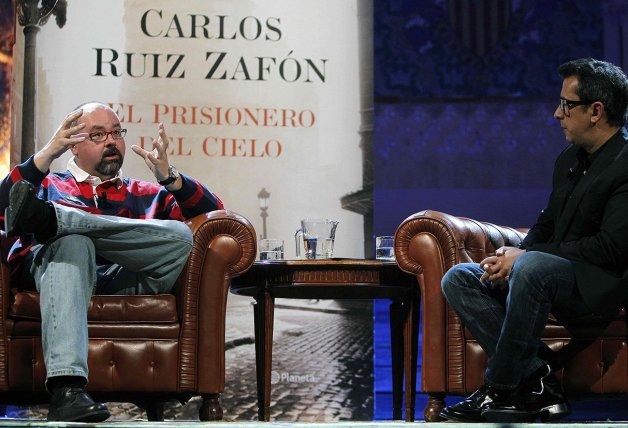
top-left (373, 0), bottom-right (609, 233)
top-left (372, 0), bottom-right (628, 420)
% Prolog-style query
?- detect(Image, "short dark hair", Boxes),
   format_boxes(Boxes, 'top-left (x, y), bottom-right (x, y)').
top-left (558, 58), bottom-right (628, 127)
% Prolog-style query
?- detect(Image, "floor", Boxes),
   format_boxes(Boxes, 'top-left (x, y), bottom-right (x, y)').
top-left (1, 421), bottom-right (628, 427)
top-left (3, 296), bottom-right (627, 425)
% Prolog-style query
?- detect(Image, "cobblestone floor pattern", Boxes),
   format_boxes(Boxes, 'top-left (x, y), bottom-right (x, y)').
top-left (7, 296), bottom-right (375, 423)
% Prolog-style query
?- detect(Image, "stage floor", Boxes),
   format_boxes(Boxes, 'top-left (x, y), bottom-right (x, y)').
top-left (3, 298), bottom-right (627, 425)
top-left (1, 420), bottom-right (628, 427)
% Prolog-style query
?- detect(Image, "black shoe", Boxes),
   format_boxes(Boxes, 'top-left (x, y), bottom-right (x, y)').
top-left (47, 386), bottom-right (110, 422)
top-left (481, 365), bottom-right (571, 423)
top-left (440, 384), bottom-right (513, 422)
top-left (4, 180), bottom-right (57, 242)
top-left (439, 385), bottom-right (493, 422)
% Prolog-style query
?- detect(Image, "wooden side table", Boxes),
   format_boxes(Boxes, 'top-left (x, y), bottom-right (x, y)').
top-left (229, 259), bottom-right (419, 421)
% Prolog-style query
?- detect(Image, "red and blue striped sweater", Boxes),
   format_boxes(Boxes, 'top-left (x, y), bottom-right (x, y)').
top-left (0, 156), bottom-right (224, 271)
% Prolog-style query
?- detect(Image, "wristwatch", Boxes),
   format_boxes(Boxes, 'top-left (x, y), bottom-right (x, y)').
top-left (158, 165), bottom-right (180, 186)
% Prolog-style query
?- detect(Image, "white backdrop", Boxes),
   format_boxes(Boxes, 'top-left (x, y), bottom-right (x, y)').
top-left (17, 0), bottom-right (365, 258)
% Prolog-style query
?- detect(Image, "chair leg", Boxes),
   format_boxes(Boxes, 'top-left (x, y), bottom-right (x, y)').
top-left (199, 393), bottom-right (223, 421)
top-left (145, 402), bottom-right (165, 421)
top-left (424, 393), bottom-right (445, 422)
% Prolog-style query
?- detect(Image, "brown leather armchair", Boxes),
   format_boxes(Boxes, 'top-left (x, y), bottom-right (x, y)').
top-left (0, 210), bottom-right (256, 421)
top-left (395, 210), bottom-right (628, 422)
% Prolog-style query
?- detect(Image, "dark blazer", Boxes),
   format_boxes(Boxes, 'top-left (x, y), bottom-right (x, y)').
top-left (521, 127), bottom-right (628, 315)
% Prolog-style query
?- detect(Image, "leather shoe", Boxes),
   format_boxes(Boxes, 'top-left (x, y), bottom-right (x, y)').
top-left (4, 180), bottom-right (56, 242)
top-left (439, 385), bottom-right (493, 421)
top-left (481, 365), bottom-right (571, 423)
top-left (47, 386), bottom-right (110, 422)
top-left (440, 384), bottom-right (513, 422)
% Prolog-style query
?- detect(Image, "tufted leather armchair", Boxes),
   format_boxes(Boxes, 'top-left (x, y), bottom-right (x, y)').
top-left (0, 210), bottom-right (256, 421)
top-left (395, 210), bottom-right (628, 422)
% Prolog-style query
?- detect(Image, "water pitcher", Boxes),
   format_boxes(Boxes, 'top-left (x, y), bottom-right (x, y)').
top-left (295, 219), bottom-right (339, 259)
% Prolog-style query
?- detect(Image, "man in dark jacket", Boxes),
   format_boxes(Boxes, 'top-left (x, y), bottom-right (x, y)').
top-left (439, 58), bottom-right (628, 423)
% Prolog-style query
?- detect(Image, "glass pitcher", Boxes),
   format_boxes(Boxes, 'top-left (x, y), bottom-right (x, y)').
top-left (295, 219), bottom-right (339, 259)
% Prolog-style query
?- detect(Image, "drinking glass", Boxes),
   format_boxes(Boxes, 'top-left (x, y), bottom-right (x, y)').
top-left (259, 238), bottom-right (284, 260)
top-left (375, 236), bottom-right (395, 261)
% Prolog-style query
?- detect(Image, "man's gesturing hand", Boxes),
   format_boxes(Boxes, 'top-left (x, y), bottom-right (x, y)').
top-left (131, 123), bottom-right (181, 189)
top-left (34, 109), bottom-right (87, 173)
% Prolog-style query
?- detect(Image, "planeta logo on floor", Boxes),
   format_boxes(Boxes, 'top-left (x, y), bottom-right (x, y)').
top-left (271, 370), bottom-right (320, 384)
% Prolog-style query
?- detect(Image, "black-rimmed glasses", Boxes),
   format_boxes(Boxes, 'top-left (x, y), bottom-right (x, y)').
top-left (559, 97), bottom-right (592, 117)
top-left (88, 129), bottom-right (127, 143)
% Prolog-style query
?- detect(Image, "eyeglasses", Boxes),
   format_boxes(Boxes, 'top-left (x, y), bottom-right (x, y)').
top-left (88, 129), bottom-right (127, 143)
top-left (559, 97), bottom-right (592, 117)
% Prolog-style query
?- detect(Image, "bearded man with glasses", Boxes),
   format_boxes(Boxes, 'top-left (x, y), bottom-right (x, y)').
top-left (439, 58), bottom-right (628, 423)
top-left (0, 102), bottom-right (224, 422)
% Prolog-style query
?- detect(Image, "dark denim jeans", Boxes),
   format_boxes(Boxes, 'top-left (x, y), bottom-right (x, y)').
top-left (441, 251), bottom-right (592, 390)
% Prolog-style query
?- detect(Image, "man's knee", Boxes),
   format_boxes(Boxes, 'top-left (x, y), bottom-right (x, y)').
top-left (442, 263), bottom-right (473, 296)
top-left (441, 266), bottom-right (458, 295)
top-left (165, 220), bottom-right (194, 245)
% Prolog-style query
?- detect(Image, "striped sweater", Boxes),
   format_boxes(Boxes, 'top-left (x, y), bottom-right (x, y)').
top-left (0, 156), bottom-right (224, 271)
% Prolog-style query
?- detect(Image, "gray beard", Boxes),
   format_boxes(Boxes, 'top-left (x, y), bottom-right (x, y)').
top-left (95, 159), bottom-right (122, 178)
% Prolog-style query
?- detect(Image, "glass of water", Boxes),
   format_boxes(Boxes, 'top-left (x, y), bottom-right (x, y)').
top-left (259, 238), bottom-right (284, 260)
top-left (375, 236), bottom-right (395, 261)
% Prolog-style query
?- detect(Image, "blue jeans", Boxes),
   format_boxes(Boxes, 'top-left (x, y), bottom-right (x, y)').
top-left (441, 251), bottom-right (592, 390)
top-left (22, 204), bottom-right (193, 384)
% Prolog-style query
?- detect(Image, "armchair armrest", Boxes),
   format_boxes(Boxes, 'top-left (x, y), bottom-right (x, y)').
top-left (177, 210), bottom-right (257, 393)
top-left (394, 210), bottom-right (525, 393)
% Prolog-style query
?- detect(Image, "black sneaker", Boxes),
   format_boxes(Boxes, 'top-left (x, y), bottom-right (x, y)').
top-left (481, 365), bottom-right (571, 423)
top-left (47, 386), bottom-right (110, 422)
top-left (439, 385), bottom-right (493, 422)
top-left (5, 180), bottom-right (57, 242)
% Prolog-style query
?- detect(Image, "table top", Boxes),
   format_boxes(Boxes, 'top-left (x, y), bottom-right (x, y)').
top-left (230, 258), bottom-right (416, 300)
top-left (251, 258), bottom-right (397, 266)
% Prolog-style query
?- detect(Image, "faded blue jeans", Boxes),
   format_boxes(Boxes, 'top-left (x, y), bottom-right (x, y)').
top-left (22, 204), bottom-right (193, 385)
top-left (441, 251), bottom-right (592, 390)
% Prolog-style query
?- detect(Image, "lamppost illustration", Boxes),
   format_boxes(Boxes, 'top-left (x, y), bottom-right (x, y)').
top-left (17, 0), bottom-right (67, 162)
top-left (257, 188), bottom-right (270, 240)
